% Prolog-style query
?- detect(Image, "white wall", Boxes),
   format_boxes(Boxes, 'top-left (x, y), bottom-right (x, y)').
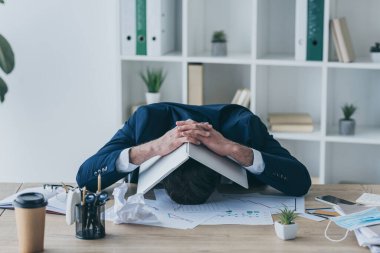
top-left (0, 1), bottom-right (121, 183)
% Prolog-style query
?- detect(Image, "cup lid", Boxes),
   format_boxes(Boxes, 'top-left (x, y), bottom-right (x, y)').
top-left (13, 192), bottom-right (48, 208)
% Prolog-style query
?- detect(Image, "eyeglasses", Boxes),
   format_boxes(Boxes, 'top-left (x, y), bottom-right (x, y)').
top-left (43, 183), bottom-right (75, 202)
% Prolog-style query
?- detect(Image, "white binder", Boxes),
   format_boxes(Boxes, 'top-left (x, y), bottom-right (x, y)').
top-left (120, 0), bottom-right (136, 56)
top-left (146, 0), bottom-right (175, 56)
top-left (295, 0), bottom-right (307, 61)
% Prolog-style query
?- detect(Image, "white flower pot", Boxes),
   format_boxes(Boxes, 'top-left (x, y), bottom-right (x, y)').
top-left (274, 221), bottom-right (298, 240)
top-left (145, 92), bottom-right (161, 105)
top-left (371, 52), bottom-right (380, 63)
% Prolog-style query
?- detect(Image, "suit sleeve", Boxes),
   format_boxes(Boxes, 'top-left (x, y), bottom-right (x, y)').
top-left (76, 113), bottom-right (137, 192)
top-left (252, 117), bottom-right (312, 196)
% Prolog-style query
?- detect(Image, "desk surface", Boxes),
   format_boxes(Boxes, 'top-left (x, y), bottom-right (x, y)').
top-left (1, 183), bottom-right (378, 253)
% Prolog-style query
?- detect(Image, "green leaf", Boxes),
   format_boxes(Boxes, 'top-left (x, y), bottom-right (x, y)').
top-left (0, 0), bottom-right (4, 4)
top-left (0, 34), bottom-right (15, 74)
top-left (140, 68), bottom-right (165, 93)
top-left (0, 76), bottom-right (8, 102)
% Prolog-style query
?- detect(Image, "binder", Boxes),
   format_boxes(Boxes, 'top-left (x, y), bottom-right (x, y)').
top-left (147, 0), bottom-right (175, 56)
top-left (136, 0), bottom-right (147, 55)
top-left (306, 0), bottom-right (324, 61)
top-left (120, 0), bottom-right (136, 56)
top-left (188, 64), bottom-right (203, 105)
top-left (295, 0), bottom-right (307, 61)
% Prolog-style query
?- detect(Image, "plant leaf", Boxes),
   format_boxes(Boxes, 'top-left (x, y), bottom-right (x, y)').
top-left (0, 0), bottom-right (4, 4)
top-left (0, 76), bottom-right (8, 102)
top-left (0, 34), bottom-right (15, 74)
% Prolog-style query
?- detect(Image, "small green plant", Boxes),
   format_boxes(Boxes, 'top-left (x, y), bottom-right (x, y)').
top-left (211, 31), bottom-right (227, 43)
top-left (370, 42), bottom-right (380, 53)
top-left (140, 68), bottom-right (166, 93)
top-left (341, 103), bottom-right (357, 120)
top-left (278, 207), bottom-right (297, 225)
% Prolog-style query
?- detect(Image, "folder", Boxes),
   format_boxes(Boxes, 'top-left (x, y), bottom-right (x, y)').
top-left (146, 0), bottom-right (175, 56)
top-left (136, 0), bottom-right (147, 55)
top-left (137, 143), bottom-right (248, 194)
top-left (295, 0), bottom-right (307, 61)
top-left (306, 0), bottom-right (324, 61)
top-left (188, 63), bottom-right (203, 105)
top-left (120, 0), bottom-right (136, 56)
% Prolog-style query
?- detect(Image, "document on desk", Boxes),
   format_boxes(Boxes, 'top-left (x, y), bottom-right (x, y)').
top-left (154, 189), bottom-right (274, 226)
top-left (0, 186), bottom-right (66, 214)
top-left (219, 192), bottom-right (305, 214)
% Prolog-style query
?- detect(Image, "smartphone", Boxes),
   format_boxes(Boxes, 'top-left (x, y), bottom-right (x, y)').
top-left (315, 195), bottom-right (356, 206)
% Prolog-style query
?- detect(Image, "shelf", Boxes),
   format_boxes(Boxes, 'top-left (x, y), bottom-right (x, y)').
top-left (256, 54), bottom-right (323, 67)
top-left (121, 51), bottom-right (183, 62)
top-left (118, 0), bottom-right (380, 185)
top-left (187, 52), bottom-right (251, 65)
top-left (270, 126), bottom-right (322, 142)
top-left (327, 57), bottom-right (380, 70)
top-left (326, 126), bottom-right (380, 145)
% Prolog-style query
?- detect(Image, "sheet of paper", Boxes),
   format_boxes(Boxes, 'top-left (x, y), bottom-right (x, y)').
top-left (203, 208), bottom-right (273, 225)
top-left (154, 189), bottom-right (274, 226)
top-left (219, 192), bottom-right (305, 214)
top-left (144, 199), bottom-right (216, 229)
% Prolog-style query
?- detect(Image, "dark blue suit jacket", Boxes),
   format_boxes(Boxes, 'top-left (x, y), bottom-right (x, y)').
top-left (76, 103), bottom-right (311, 196)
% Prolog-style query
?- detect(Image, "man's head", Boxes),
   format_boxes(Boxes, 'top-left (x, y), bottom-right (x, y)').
top-left (161, 158), bottom-right (220, 205)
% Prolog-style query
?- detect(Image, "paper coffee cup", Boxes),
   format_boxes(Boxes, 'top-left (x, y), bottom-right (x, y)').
top-left (13, 192), bottom-right (48, 253)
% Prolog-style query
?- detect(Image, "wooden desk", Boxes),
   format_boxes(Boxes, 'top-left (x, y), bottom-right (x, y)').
top-left (1, 184), bottom-right (378, 253)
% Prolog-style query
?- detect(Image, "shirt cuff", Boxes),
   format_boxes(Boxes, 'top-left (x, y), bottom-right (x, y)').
top-left (116, 148), bottom-right (139, 173)
top-left (244, 149), bottom-right (265, 175)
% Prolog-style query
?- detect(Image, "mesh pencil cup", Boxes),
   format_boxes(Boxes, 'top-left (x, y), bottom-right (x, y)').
top-left (75, 203), bottom-right (105, 240)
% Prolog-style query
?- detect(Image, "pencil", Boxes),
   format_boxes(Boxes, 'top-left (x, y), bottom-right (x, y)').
top-left (97, 174), bottom-right (101, 194)
top-left (82, 186), bottom-right (86, 206)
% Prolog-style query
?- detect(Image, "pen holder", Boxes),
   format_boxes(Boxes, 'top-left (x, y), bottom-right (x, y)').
top-left (75, 203), bottom-right (105, 240)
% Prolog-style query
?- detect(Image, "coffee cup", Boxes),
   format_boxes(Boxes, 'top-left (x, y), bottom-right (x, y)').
top-left (13, 192), bottom-right (48, 253)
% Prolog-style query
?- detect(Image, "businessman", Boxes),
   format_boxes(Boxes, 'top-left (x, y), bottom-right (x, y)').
top-left (76, 102), bottom-right (311, 204)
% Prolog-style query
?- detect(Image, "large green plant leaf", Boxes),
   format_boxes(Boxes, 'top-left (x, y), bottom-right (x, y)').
top-left (0, 34), bottom-right (15, 74)
top-left (0, 1), bottom-right (4, 4)
top-left (0, 76), bottom-right (8, 102)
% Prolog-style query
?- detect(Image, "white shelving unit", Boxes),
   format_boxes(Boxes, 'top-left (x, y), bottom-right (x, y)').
top-left (118, 0), bottom-right (380, 184)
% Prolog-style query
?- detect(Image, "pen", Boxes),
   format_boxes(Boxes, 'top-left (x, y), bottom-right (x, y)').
top-left (305, 207), bottom-right (332, 210)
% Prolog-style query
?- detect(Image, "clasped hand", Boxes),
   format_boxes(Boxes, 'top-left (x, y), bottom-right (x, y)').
top-left (154, 119), bottom-right (234, 157)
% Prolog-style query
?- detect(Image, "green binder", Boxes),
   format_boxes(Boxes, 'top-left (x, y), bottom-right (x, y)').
top-left (136, 0), bottom-right (147, 55)
top-left (307, 0), bottom-right (324, 61)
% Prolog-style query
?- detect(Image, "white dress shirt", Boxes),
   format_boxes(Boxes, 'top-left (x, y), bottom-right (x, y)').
top-left (116, 147), bottom-right (265, 175)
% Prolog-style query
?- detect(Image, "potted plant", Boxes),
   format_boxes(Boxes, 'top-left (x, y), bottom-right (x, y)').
top-left (339, 103), bottom-right (357, 135)
top-left (211, 30), bottom-right (227, 57)
top-left (370, 42), bottom-right (380, 63)
top-left (140, 68), bottom-right (166, 104)
top-left (0, 0), bottom-right (15, 103)
top-left (274, 207), bottom-right (298, 240)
